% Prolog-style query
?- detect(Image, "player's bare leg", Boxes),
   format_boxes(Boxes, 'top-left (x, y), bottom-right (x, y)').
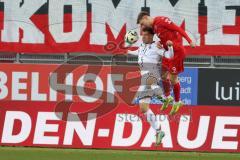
top-left (169, 74), bottom-right (184, 115)
top-left (139, 98), bottom-right (165, 146)
top-left (161, 71), bottom-right (174, 111)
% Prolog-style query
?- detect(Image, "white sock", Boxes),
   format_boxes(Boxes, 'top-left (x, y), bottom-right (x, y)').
top-left (144, 109), bottom-right (159, 132)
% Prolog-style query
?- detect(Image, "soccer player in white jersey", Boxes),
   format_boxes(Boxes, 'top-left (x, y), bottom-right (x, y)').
top-left (127, 27), bottom-right (174, 145)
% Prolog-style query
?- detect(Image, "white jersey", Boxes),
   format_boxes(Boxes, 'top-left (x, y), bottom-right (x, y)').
top-left (138, 42), bottom-right (163, 66)
top-left (128, 41), bottom-right (174, 87)
top-left (128, 42), bottom-right (173, 68)
top-left (128, 42), bottom-right (173, 100)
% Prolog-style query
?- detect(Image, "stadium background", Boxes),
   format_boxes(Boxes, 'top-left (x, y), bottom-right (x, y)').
top-left (0, 0), bottom-right (240, 158)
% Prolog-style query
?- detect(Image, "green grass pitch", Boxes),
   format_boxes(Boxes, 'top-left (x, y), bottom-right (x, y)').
top-left (0, 147), bottom-right (239, 160)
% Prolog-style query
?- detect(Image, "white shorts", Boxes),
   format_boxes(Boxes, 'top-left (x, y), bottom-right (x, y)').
top-left (137, 65), bottom-right (163, 99)
top-left (140, 64), bottom-right (161, 86)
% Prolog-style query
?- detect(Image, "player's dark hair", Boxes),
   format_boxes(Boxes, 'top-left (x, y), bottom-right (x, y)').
top-left (137, 11), bottom-right (150, 24)
top-left (142, 27), bottom-right (154, 35)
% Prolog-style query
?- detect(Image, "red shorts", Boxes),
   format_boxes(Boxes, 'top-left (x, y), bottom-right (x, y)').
top-left (161, 56), bottom-right (185, 75)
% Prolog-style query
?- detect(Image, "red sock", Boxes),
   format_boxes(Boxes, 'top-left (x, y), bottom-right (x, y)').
top-left (162, 80), bottom-right (171, 97)
top-left (173, 82), bottom-right (181, 102)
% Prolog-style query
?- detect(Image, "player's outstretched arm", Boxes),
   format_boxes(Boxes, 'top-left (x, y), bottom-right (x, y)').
top-left (156, 42), bottom-right (164, 56)
top-left (162, 40), bottom-right (174, 59)
top-left (156, 40), bottom-right (174, 59)
top-left (162, 19), bottom-right (195, 47)
top-left (166, 45), bottom-right (174, 59)
top-left (168, 23), bottom-right (191, 43)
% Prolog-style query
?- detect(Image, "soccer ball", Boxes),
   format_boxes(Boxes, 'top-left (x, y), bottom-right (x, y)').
top-left (125, 30), bottom-right (139, 44)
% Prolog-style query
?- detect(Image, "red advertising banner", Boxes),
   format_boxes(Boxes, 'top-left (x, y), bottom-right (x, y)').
top-left (0, 101), bottom-right (239, 152)
top-left (0, 63), bottom-right (140, 104)
top-left (0, 1), bottom-right (239, 55)
top-left (0, 63), bottom-right (240, 152)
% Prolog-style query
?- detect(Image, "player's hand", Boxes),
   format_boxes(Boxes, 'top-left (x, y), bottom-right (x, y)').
top-left (190, 42), bottom-right (196, 48)
top-left (166, 40), bottom-right (173, 47)
top-left (157, 42), bottom-right (163, 49)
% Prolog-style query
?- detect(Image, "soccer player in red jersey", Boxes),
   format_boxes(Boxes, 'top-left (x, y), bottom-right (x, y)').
top-left (137, 11), bottom-right (196, 115)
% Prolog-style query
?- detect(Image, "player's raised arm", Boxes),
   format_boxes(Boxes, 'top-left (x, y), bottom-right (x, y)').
top-left (160, 18), bottom-right (195, 47)
top-left (164, 20), bottom-right (191, 43)
top-left (165, 45), bottom-right (174, 59)
top-left (156, 41), bottom-right (174, 59)
top-left (155, 43), bottom-right (165, 57)
top-left (166, 40), bottom-right (174, 58)
top-left (155, 49), bottom-right (164, 57)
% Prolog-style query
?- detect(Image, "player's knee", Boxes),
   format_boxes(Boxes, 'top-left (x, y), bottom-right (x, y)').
top-left (161, 74), bottom-right (168, 81)
top-left (170, 75), bottom-right (178, 84)
top-left (146, 76), bottom-right (156, 86)
top-left (140, 104), bottom-right (149, 113)
top-left (139, 98), bottom-right (150, 113)
top-left (139, 103), bottom-right (149, 113)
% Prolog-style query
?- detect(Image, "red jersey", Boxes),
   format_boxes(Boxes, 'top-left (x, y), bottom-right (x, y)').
top-left (153, 16), bottom-right (192, 58)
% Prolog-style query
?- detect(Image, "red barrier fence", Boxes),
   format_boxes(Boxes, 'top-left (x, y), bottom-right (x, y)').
top-left (0, 101), bottom-right (239, 152)
top-left (0, 63), bottom-right (239, 152)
